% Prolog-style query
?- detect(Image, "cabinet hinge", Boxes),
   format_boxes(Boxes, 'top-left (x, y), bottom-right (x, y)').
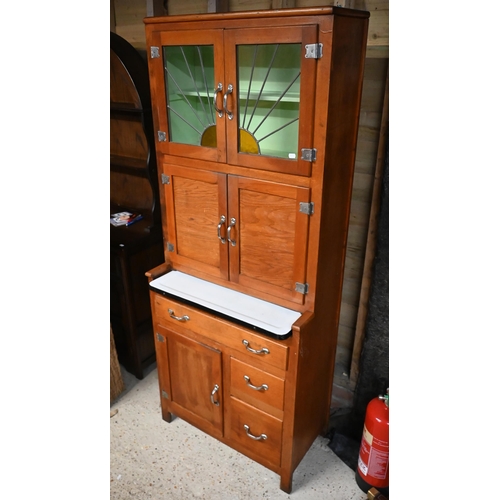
top-left (151, 46), bottom-right (160, 59)
top-left (156, 332), bottom-right (165, 342)
top-left (299, 202), bottom-right (314, 215)
top-left (295, 282), bottom-right (309, 294)
top-left (161, 174), bottom-right (170, 185)
top-left (305, 43), bottom-right (323, 59)
top-left (167, 242), bottom-right (174, 252)
top-left (161, 390), bottom-right (169, 399)
top-left (158, 131), bottom-right (167, 142)
top-left (301, 148), bottom-right (317, 162)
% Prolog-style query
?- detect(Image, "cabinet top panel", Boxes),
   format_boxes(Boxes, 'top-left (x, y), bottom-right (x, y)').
top-left (144, 7), bottom-right (369, 26)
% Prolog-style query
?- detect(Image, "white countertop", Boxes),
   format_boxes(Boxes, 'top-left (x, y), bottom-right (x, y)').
top-left (149, 270), bottom-right (301, 336)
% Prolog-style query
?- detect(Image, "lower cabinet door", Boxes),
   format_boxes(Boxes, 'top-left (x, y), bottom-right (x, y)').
top-left (161, 329), bottom-right (224, 438)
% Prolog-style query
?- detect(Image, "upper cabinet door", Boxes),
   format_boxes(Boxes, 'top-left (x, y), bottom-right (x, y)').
top-left (149, 30), bottom-right (227, 163)
top-left (227, 176), bottom-right (311, 305)
top-left (224, 25), bottom-right (318, 176)
top-left (163, 164), bottom-right (229, 281)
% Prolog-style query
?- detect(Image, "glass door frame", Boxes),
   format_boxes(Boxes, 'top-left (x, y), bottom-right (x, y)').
top-left (224, 25), bottom-right (318, 176)
top-left (149, 29), bottom-right (227, 163)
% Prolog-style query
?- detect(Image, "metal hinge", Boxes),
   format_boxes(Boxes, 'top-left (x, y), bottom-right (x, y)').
top-left (167, 242), bottom-right (174, 252)
top-left (161, 174), bottom-right (170, 185)
top-left (305, 43), bottom-right (323, 59)
top-left (156, 333), bottom-right (165, 342)
top-left (299, 202), bottom-right (314, 215)
top-left (161, 390), bottom-right (169, 399)
top-left (301, 148), bottom-right (317, 162)
top-left (151, 46), bottom-right (160, 58)
top-left (295, 282), bottom-right (309, 294)
top-left (158, 131), bottom-right (167, 142)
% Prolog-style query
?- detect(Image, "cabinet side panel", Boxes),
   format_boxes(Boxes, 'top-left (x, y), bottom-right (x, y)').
top-left (314, 14), bottom-right (369, 427)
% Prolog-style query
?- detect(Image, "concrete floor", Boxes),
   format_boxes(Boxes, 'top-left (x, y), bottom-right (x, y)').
top-left (110, 364), bottom-right (367, 500)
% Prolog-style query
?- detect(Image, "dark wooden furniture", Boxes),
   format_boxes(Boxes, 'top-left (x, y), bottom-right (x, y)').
top-left (110, 31), bottom-right (164, 379)
top-left (144, 7), bottom-right (369, 492)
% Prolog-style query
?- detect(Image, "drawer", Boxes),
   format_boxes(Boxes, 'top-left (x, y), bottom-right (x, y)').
top-left (228, 397), bottom-right (283, 468)
top-left (152, 293), bottom-right (289, 371)
top-left (230, 358), bottom-right (285, 413)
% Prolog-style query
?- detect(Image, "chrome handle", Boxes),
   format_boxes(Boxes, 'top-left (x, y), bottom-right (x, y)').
top-left (213, 83), bottom-right (223, 118)
top-left (243, 424), bottom-right (267, 441)
top-left (168, 309), bottom-right (190, 322)
top-left (223, 84), bottom-right (233, 120)
top-left (227, 217), bottom-right (236, 247)
top-left (244, 375), bottom-right (268, 392)
top-left (242, 339), bottom-right (269, 355)
top-left (217, 215), bottom-right (226, 244)
top-left (210, 384), bottom-right (220, 406)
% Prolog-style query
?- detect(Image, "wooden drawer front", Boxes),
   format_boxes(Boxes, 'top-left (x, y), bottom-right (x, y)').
top-left (228, 397), bottom-right (283, 468)
top-left (230, 358), bottom-right (285, 413)
top-left (152, 293), bottom-right (289, 370)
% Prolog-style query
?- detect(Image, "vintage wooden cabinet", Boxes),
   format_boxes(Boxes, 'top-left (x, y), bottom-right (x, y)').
top-left (110, 32), bottom-right (164, 379)
top-left (144, 6), bottom-right (369, 492)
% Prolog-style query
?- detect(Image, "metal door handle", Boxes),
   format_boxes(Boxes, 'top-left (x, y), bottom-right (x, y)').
top-left (243, 424), bottom-right (267, 441)
top-left (213, 83), bottom-right (223, 118)
top-left (223, 84), bottom-right (233, 120)
top-left (244, 375), bottom-right (268, 392)
top-left (227, 217), bottom-right (237, 246)
top-left (168, 309), bottom-right (190, 322)
top-left (217, 215), bottom-right (226, 244)
top-left (242, 339), bottom-right (269, 355)
top-left (210, 384), bottom-right (220, 406)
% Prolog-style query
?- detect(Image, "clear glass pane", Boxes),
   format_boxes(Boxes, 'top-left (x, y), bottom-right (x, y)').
top-left (163, 45), bottom-right (217, 147)
top-left (237, 44), bottom-right (301, 160)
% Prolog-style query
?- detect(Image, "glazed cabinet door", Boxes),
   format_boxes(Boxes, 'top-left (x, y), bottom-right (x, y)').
top-left (163, 164), bottom-right (229, 280)
top-left (227, 176), bottom-right (311, 305)
top-left (148, 24), bottom-right (318, 176)
top-left (156, 326), bottom-right (224, 438)
top-left (224, 25), bottom-right (318, 176)
top-left (148, 29), bottom-right (227, 163)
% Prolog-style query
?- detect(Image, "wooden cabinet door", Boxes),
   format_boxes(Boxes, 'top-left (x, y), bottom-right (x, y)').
top-left (223, 25), bottom-right (318, 176)
top-left (163, 164), bottom-right (229, 280)
top-left (148, 29), bottom-right (227, 163)
top-left (227, 175), bottom-right (311, 305)
top-left (165, 331), bottom-right (223, 438)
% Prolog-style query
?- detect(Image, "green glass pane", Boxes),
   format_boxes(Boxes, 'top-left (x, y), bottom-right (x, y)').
top-left (163, 45), bottom-right (216, 147)
top-left (237, 44), bottom-right (301, 160)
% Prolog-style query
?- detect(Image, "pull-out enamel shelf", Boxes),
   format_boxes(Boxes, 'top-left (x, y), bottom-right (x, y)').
top-left (149, 270), bottom-right (301, 339)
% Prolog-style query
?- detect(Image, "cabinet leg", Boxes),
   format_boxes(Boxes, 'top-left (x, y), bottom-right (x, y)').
top-left (279, 472), bottom-right (293, 494)
top-left (161, 407), bottom-right (173, 423)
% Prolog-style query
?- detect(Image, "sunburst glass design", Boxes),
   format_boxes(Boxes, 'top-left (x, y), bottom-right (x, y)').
top-left (164, 43), bottom-right (301, 160)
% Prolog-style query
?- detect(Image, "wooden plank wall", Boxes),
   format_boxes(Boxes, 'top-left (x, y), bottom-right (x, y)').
top-left (111, 0), bottom-right (389, 402)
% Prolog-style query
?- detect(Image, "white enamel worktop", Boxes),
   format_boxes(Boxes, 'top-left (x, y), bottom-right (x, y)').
top-left (149, 271), bottom-right (301, 337)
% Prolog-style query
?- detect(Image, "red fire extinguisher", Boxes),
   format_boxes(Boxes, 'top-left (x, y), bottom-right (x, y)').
top-left (355, 389), bottom-right (389, 496)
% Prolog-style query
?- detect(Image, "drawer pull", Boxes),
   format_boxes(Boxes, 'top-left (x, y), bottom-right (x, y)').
top-left (210, 384), bottom-right (220, 406)
top-left (243, 424), bottom-right (267, 441)
top-left (244, 375), bottom-right (268, 392)
top-left (168, 309), bottom-right (190, 322)
top-left (242, 339), bottom-right (269, 355)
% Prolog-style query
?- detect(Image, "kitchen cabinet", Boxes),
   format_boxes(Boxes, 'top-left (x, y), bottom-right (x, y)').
top-left (144, 6), bottom-right (370, 492)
